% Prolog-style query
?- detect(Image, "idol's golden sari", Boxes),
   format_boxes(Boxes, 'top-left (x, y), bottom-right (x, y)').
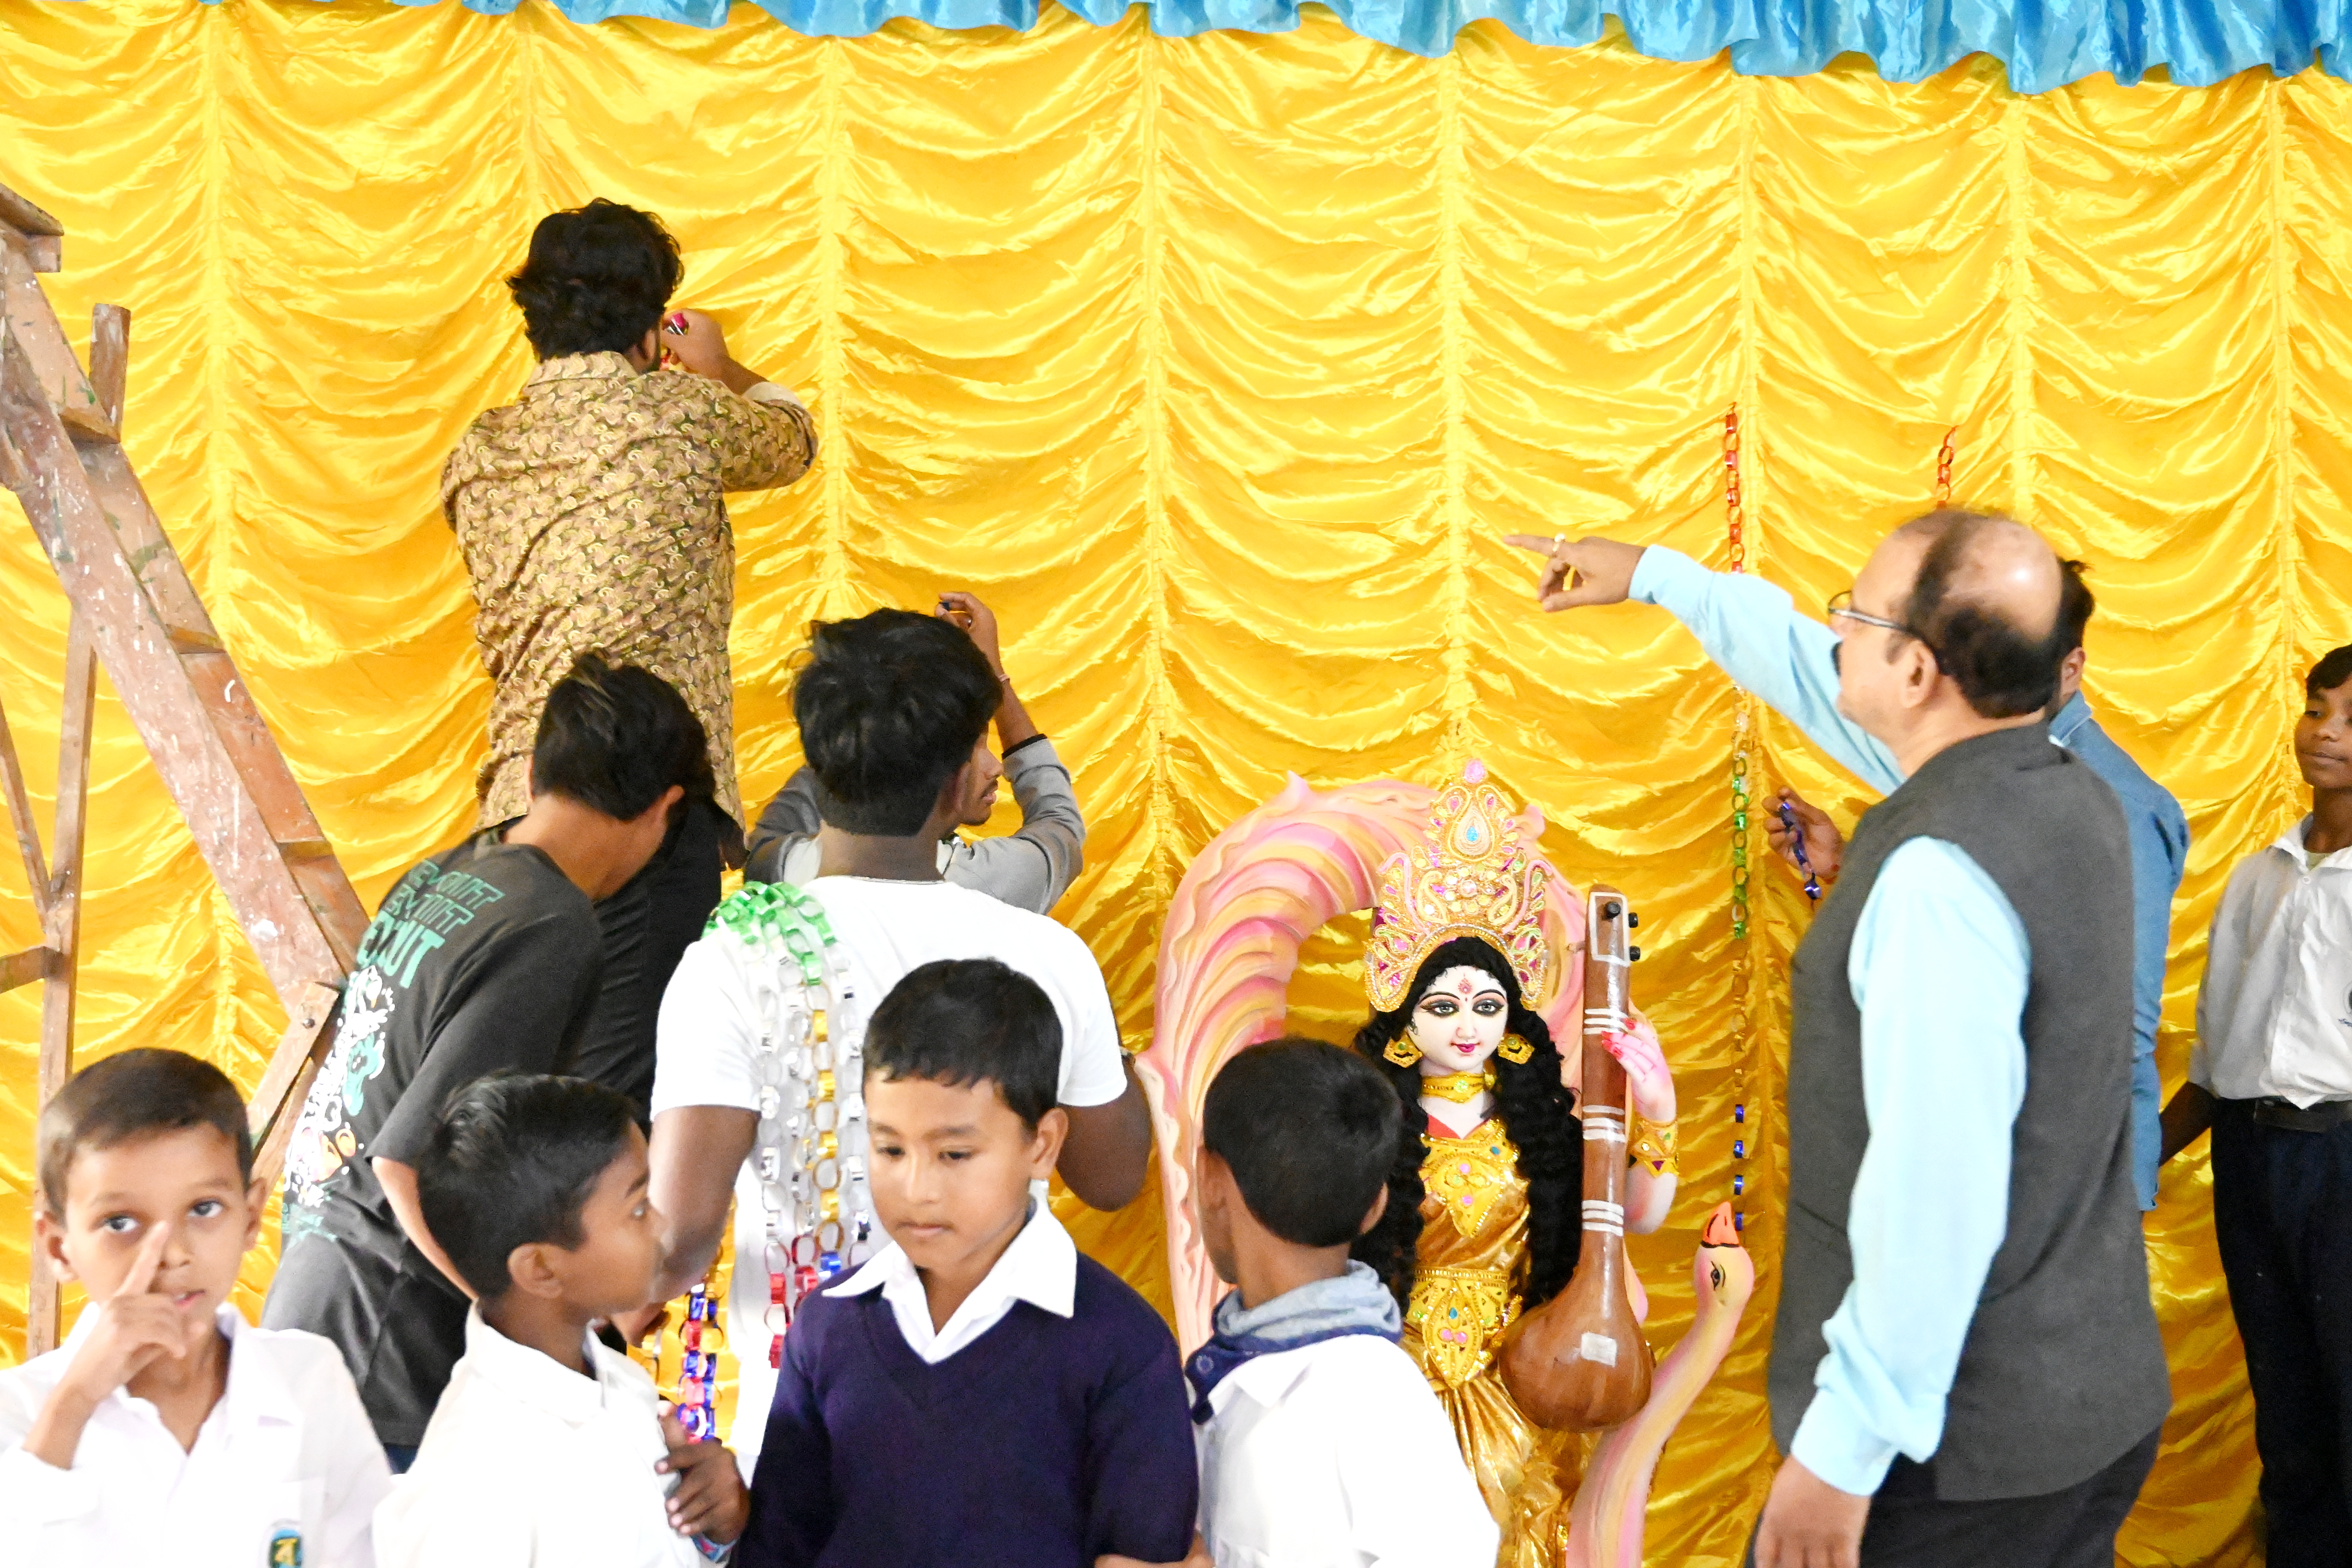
top-left (1402, 1116), bottom-right (1584, 1568)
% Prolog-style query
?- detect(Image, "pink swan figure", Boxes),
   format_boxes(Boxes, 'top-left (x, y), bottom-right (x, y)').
top-left (1565, 1203), bottom-right (1755, 1568)
top-left (1141, 771), bottom-right (1752, 1567)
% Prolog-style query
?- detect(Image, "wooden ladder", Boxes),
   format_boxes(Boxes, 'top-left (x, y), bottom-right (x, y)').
top-left (0, 181), bottom-right (366, 1355)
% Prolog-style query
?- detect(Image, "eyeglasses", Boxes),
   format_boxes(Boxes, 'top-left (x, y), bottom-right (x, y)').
top-left (1825, 590), bottom-right (1914, 638)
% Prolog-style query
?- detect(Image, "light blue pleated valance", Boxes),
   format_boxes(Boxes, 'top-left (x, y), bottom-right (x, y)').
top-left (206, 0), bottom-right (2347, 96)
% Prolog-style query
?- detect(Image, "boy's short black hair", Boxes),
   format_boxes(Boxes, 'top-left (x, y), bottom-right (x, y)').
top-left (531, 653), bottom-right (713, 822)
top-left (2308, 645), bottom-right (2352, 698)
top-left (506, 199), bottom-right (684, 360)
top-left (865, 959), bottom-right (1062, 1130)
top-left (792, 610), bottom-right (1000, 837)
top-left (1203, 1037), bottom-right (1399, 1249)
top-left (416, 1074), bottom-right (638, 1301)
top-left (37, 1048), bottom-right (252, 1218)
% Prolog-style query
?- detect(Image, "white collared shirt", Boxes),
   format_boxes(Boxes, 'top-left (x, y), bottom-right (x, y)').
top-left (1195, 1334), bottom-right (1497, 1568)
top-left (0, 1302), bottom-right (391, 1567)
top-left (2192, 817), bottom-right (2352, 1105)
top-left (828, 1200), bottom-right (1076, 1364)
top-left (371, 1308), bottom-right (712, 1568)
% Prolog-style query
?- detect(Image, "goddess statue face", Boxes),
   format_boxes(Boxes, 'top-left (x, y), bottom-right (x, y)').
top-left (1409, 965), bottom-right (1510, 1075)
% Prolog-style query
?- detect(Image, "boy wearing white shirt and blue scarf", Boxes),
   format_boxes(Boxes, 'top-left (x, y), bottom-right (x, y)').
top-left (1187, 1038), bottom-right (1497, 1568)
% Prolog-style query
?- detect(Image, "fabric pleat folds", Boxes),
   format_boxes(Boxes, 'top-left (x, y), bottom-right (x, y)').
top-left (0, 3), bottom-right (2324, 1561)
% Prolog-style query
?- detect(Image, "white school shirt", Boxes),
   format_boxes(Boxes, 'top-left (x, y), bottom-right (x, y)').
top-left (1193, 1334), bottom-right (1498, 1568)
top-left (372, 1308), bottom-right (710, 1568)
top-left (2191, 817), bottom-right (2352, 1105)
top-left (0, 1302), bottom-right (391, 1567)
top-left (651, 875), bottom-right (1129, 1464)
top-left (828, 1200), bottom-right (1076, 1363)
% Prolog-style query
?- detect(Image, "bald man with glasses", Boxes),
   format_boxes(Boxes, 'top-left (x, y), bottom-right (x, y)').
top-left (1508, 515), bottom-right (2170, 1568)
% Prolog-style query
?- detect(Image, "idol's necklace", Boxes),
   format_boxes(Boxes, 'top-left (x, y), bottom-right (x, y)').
top-left (1420, 1068), bottom-right (1495, 1103)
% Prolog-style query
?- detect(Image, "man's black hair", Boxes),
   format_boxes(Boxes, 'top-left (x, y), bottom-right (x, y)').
top-left (37, 1048), bottom-right (253, 1218)
top-left (2308, 645), bottom-right (2352, 698)
top-left (531, 653), bottom-right (713, 822)
top-left (1205, 1037), bottom-right (1400, 1249)
top-left (1897, 508), bottom-right (2069, 720)
top-left (506, 200), bottom-right (684, 360)
top-left (865, 958), bottom-right (1061, 1131)
top-left (2056, 558), bottom-right (2095, 656)
top-left (416, 1073), bottom-right (638, 1301)
top-left (792, 610), bottom-right (1000, 837)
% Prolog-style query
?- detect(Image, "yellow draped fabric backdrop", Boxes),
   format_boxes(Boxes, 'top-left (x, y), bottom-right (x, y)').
top-left (2, 0), bottom-right (2341, 1559)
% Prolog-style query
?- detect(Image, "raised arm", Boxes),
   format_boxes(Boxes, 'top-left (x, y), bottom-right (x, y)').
top-left (937, 591), bottom-right (1088, 913)
top-left (663, 308), bottom-right (817, 490)
top-left (1505, 534), bottom-right (1903, 794)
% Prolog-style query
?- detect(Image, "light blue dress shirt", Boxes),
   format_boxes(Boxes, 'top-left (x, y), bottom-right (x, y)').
top-left (1629, 546), bottom-right (2184, 1206)
top-left (1622, 545), bottom-right (2160, 1493)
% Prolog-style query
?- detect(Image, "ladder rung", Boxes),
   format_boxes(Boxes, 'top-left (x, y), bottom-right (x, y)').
top-left (0, 945), bottom-right (52, 993)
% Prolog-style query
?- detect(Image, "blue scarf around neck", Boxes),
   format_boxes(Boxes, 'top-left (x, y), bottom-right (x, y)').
top-left (1184, 1260), bottom-right (1402, 1423)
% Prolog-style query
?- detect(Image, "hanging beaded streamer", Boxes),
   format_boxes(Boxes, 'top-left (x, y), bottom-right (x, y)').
top-left (672, 1284), bottom-right (722, 1440)
top-left (1935, 425), bottom-right (1958, 508)
top-left (1778, 798), bottom-right (1822, 903)
top-left (702, 882), bottom-right (881, 1373)
top-left (1724, 406), bottom-right (1753, 1233)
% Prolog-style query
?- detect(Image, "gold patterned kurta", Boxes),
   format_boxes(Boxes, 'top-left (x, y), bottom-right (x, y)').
top-left (441, 352), bottom-right (818, 827)
top-left (1405, 1117), bottom-right (1584, 1568)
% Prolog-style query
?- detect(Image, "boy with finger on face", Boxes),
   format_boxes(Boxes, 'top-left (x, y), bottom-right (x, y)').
top-left (0, 1049), bottom-right (392, 1565)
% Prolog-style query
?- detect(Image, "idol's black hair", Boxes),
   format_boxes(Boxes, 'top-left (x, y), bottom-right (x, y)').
top-left (417, 1073), bottom-right (639, 1301)
top-left (530, 653), bottom-right (713, 823)
top-left (506, 199), bottom-right (684, 360)
top-left (2308, 645), bottom-right (2352, 698)
top-left (37, 1049), bottom-right (252, 1218)
top-left (1203, 1037), bottom-right (1400, 1249)
top-left (792, 610), bottom-right (1001, 837)
top-left (1893, 508), bottom-right (2071, 720)
top-left (1348, 935), bottom-right (1582, 1313)
top-left (866, 958), bottom-right (1062, 1131)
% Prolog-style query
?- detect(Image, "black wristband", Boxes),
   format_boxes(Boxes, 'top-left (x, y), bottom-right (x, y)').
top-left (1002, 733), bottom-right (1054, 760)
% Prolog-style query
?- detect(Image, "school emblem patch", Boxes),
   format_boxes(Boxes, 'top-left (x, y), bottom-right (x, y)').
top-left (267, 1527), bottom-right (302, 1566)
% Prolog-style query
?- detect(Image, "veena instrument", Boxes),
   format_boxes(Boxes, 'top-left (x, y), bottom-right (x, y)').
top-left (1497, 884), bottom-right (1655, 1430)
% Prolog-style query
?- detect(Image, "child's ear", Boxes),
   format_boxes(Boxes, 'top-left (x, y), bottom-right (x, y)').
top-left (505, 1241), bottom-right (569, 1301)
top-left (1028, 1106), bottom-right (1070, 1177)
top-left (33, 1208), bottom-right (76, 1285)
top-left (1357, 1182), bottom-right (1389, 1237)
top-left (241, 1178), bottom-right (268, 1252)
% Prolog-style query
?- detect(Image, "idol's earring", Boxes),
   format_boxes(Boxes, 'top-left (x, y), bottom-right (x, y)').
top-left (1383, 1036), bottom-right (1424, 1068)
top-left (1497, 1033), bottom-right (1534, 1065)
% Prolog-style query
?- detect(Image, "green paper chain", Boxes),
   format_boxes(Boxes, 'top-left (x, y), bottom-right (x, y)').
top-left (705, 881), bottom-right (838, 987)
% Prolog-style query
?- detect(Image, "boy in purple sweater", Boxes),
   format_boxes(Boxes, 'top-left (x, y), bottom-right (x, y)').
top-left (740, 959), bottom-right (1198, 1568)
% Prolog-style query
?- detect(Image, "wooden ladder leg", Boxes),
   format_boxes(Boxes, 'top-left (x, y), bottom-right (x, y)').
top-left (26, 612), bottom-right (96, 1358)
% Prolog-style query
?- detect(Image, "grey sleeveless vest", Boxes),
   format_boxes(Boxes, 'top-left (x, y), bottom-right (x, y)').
top-left (1770, 723), bottom-right (2170, 1501)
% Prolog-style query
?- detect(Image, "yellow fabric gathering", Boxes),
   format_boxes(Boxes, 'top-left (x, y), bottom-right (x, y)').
top-left (3, 0), bottom-right (2341, 1563)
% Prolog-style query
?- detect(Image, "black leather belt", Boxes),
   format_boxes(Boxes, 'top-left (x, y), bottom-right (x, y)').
top-left (2250, 1097), bottom-right (2352, 1133)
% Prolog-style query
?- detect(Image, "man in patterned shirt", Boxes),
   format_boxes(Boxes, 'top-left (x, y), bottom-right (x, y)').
top-left (443, 199), bottom-right (817, 1116)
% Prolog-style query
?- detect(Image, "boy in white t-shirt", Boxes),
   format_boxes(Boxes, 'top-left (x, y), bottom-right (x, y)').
top-left (0, 1050), bottom-right (391, 1566)
top-left (1185, 1039), bottom-right (1497, 1568)
top-left (642, 607), bottom-right (1149, 1463)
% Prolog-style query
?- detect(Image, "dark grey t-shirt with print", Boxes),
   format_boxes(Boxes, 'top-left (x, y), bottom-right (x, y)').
top-left (261, 826), bottom-right (601, 1446)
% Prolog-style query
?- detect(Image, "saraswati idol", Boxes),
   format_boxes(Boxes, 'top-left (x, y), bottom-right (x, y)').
top-left (1141, 762), bottom-right (1728, 1568)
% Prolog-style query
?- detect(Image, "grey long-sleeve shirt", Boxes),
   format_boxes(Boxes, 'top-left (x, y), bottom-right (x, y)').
top-left (743, 737), bottom-right (1086, 915)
